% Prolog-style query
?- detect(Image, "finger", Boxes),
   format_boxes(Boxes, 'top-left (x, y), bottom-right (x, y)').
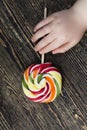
top-left (32, 23), bottom-right (52, 42)
top-left (39, 39), bottom-right (64, 54)
top-left (34, 33), bottom-right (56, 51)
top-left (34, 15), bottom-right (54, 32)
top-left (52, 41), bottom-right (76, 54)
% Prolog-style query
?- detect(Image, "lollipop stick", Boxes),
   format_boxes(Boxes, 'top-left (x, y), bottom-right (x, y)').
top-left (41, 7), bottom-right (47, 64)
top-left (44, 7), bottom-right (47, 19)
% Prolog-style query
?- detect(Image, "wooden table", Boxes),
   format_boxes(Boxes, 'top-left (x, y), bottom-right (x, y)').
top-left (0, 0), bottom-right (87, 130)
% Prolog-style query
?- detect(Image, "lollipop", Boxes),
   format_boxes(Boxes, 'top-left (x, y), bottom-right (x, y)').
top-left (22, 62), bottom-right (62, 103)
top-left (22, 7), bottom-right (62, 103)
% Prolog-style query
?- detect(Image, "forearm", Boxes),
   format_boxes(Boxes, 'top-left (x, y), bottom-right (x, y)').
top-left (71, 0), bottom-right (87, 28)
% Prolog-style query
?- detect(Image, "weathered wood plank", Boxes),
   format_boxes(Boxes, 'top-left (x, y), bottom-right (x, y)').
top-left (0, 0), bottom-right (87, 130)
top-left (0, 112), bottom-right (12, 130)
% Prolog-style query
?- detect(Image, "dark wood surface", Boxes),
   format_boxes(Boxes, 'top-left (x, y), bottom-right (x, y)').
top-left (0, 0), bottom-right (87, 130)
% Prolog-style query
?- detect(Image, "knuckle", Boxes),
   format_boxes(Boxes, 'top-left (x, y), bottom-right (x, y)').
top-left (61, 36), bottom-right (66, 41)
top-left (40, 38), bottom-right (48, 47)
top-left (35, 31), bottom-right (42, 39)
top-left (42, 38), bottom-right (46, 43)
top-left (42, 27), bottom-right (49, 34)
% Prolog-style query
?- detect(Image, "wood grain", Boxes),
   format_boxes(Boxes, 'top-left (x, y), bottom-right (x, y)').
top-left (0, 0), bottom-right (87, 130)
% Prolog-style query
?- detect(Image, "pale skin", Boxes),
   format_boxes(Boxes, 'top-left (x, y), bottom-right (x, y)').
top-left (32, 0), bottom-right (87, 54)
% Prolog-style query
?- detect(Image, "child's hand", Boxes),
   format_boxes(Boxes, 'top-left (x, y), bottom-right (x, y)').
top-left (32, 9), bottom-right (86, 54)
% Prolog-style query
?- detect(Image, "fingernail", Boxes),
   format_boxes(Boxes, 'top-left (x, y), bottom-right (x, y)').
top-left (31, 37), bottom-right (34, 42)
top-left (34, 47), bottom-right (37, 51)
top-left (34, 28), bottom-right (36, 32)
top-left (39, 51), bottom-right (42, 54)
top-left (34, 46), bottom-right (38, 51)
top-left (31, 36), bottom-right (33, 41)
top-left (39, 50), bottom-right (44, 54)
top-left (31, 39), bottom-right (33, 42)
top-left (52, 51), bottom-right (55, 54)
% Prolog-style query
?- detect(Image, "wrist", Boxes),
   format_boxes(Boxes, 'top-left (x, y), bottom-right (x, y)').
top-left (70, 0), bottom-right (87, 30)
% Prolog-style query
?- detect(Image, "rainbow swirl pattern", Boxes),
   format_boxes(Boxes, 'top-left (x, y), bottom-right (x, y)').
top-left (22, 63), bottom-right (62, 103)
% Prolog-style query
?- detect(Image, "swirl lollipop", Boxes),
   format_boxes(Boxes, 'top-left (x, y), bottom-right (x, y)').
top-left (22, 7), bottom-right (62, 103)
top-left (22, 62), bottom-right (62, 103)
